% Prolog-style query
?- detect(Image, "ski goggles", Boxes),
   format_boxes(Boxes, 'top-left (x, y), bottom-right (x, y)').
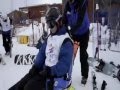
top-left (46, 20), bottom-right (56, 29)
top-left (46, 15), bottom-right (62, 29)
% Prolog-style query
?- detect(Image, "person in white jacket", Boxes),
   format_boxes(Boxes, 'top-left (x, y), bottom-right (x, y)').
top-left (0, 14), bottom-right (12, 55)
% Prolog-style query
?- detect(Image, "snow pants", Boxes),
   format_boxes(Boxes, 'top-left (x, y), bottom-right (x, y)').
top-left (2, 30), bottom-right (11, 53)
top-left (24, 76), bottom-right (71, 90)
top-left (9, 74), bottom-right (46, 90)
top-left (9, 74), bottom-right (71, 90)
top-left (72, 30), bottom-right (89, 79)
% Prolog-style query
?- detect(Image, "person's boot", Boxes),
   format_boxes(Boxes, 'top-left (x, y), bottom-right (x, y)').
top-left (5, 52), bottom-right (10, 56)
top-left (0, 54), bottom-right (6, 65)
top-left (5, 52), bottom-right (7, 55)
top-left (81, 77), bottom-right (87, 85)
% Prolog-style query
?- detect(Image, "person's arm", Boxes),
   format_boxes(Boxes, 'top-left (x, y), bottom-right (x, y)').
top-left (50, 38), bottom-right (73, 77)
top-left (34, 41), bottom-right (47, 71)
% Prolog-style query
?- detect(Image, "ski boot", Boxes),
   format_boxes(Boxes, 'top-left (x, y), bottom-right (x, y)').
top-left (81, 77), bottom-right (87, 85)
top-left (0, 54), bottom-right (6, 65)
top-left (5, 52), bottom-right (10, 56)
top-left (96, 59), bottom-right (105, 72)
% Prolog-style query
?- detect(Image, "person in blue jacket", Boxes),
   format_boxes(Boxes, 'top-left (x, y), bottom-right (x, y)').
top-left (63, 0), bottom-right (90, 84)
top-left (9, 7), bottom-right (74, 90)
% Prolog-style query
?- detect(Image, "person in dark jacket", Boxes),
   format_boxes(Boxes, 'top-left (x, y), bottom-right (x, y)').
top-left (63, 0), bottom-right (90, 84)
top-left (9, 7), bottom-right (74, 90)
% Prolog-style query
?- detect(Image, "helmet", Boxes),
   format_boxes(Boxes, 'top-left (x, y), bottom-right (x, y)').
top-left (45, 7), bottom-right (61, 29)
top-left (46, 7), bottom-right (61, 22)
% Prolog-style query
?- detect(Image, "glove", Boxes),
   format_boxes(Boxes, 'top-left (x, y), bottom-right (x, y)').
top-left (39, 66), bottom-right (52, 79)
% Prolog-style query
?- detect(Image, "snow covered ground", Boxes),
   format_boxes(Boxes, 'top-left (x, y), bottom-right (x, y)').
top-left (0, 28), bottom-right (120, 90)
top-left (0, 35), bottom-right (38, 90)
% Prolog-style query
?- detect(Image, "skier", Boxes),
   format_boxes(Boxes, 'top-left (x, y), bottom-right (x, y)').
top-left (9, 7), bottom-right (74, 90)
top-left (63, 0), bottom-right (90, 84)
top-left (0, 14), bottom-right (12, 55)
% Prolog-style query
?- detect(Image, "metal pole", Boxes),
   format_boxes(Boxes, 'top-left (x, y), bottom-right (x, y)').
top-left (32, 21), bottom-right (34, 45)
top-left (92, 0), bottom-right (95, 57)
top-left (108, 0), bottom-right (112, 49)
top-left (96, 3), bottom-right (100, 60)
top-left (93, 0), bottom-right (95, 22)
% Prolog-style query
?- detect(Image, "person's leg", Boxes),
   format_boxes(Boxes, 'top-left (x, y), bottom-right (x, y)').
top-left (24, 75), bottom-right (46, 90)
top-left (6, 33), bottom-right (11, 53)
top-left (9, 65), bottom-right (41, 90)
top-left (2, 33), bottom-right (8, 53)
top-left (79, 30), bottom-right (89, 80)
top-left (9, 73), bottom-right (32, 90)
top-left (46, 78), bottom-right (54, 90)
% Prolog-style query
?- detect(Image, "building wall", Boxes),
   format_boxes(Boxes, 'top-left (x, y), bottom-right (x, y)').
top-left (28, 6), bottom-right (46, 19)
top-left (20, 4), bottom-right (62, 21)
top-left (8, 10), bottom-right (28, 25)
top-left (88, 0), bottom-right (94, 22)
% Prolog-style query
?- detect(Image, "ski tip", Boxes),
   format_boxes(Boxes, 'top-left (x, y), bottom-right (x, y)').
top-left (67, 86), bottom-right (75, 90)
top-left (80, 83), bottom-right (86, 87)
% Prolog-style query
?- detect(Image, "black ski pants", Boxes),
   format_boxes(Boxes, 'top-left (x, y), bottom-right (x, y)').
top-left (9, 74), bottom-right (46, 90)
top-left (73, 30), bottom-right (89, 79)
top-left (9, 65), bottom-right (46, 90)
top-left (2, 31), bottom-right (11, 53)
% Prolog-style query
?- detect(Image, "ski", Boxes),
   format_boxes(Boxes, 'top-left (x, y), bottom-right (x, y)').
top-left (14, 54), bottom-right (36, 65)
top-left (101, 80), bottom-right (107, 90)
top-left (9, 35), bottom-right (12, 58)
top-left (92, 71), bottom-right (98, 90)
